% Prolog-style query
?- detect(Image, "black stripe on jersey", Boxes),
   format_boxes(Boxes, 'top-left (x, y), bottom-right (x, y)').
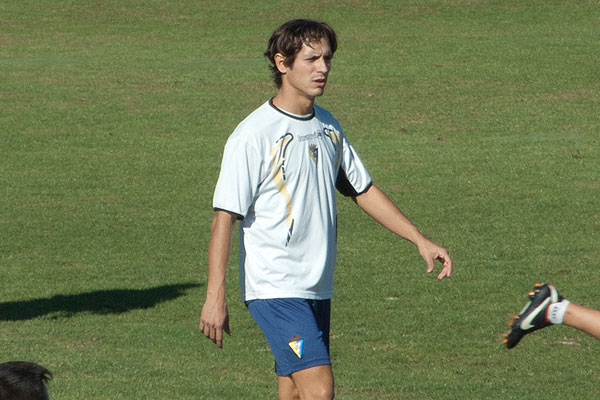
top-left (213, 207), bottom-right (244, 220)
top-left (335, 169), bottom-right (373, 197)
top-left (269, 98), bottom-right (315, 121)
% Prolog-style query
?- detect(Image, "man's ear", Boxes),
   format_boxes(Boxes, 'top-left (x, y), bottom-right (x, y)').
top-left (274, 53), bottom-right (287, 74)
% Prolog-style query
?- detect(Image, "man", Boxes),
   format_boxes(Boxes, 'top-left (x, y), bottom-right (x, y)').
top-left (200, 19), bottom-right (453, 400)
top-left (505, 283), bottom-right (600, 348)
top-left (0, 361), bottom-right (52, 400)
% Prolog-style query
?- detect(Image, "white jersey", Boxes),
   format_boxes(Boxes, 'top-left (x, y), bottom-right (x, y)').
top-left (213, 99), bottom-right (372, 301)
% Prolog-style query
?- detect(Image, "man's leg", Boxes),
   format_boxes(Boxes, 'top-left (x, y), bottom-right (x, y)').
top-left (562, 302), bottom-right (600, 340)
top-left (505, 284), bottom-right (600, 348)
top-left (278, 365), bottom-right (334, 400)
top-left (278, 375), bottom-right (299, 400)
top-left (248, 299), bottom-right (332, 398)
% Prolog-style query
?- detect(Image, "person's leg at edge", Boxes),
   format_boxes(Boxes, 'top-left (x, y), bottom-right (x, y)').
top-left (562, 302), bottom-right (600, 340)
top-left (278, 375), bottom-right (299, 400)
top-left (278, 365), bottom-right (334, 400)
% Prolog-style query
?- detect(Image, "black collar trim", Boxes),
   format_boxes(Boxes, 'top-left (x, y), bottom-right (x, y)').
top-left (269, 98), bottom-right (315, 121)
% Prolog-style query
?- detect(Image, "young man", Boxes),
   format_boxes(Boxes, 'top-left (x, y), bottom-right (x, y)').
top-left (505, 283), bottom-right (600, 349)
top-left (0, 361), bottom-right (52, 400)
top-left (199, 19), bottom-right (453, 400)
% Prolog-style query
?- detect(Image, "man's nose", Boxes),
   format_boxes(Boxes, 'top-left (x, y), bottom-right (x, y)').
top-left (316, 57), bottom-right (329, 73)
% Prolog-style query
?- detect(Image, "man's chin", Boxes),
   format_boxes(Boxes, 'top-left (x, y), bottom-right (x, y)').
top-left (313, 87), bottom-right (326, 97)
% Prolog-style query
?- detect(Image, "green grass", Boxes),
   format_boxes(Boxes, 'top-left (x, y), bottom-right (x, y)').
top-left (1, 0), bottom-right (599, 398)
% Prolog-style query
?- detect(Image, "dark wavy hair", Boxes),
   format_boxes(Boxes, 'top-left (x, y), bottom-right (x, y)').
top-left (264, 19), bottom-right (337, 88)
top-left (0, 362), bottom-right (52, 400)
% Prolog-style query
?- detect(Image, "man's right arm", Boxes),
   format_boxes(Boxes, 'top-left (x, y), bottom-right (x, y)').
top-left (199, 210), bottom-right (237, 349)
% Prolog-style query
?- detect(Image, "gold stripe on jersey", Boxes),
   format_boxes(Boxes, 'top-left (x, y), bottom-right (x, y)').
top-left (270, 132), bottom-right (295, 229)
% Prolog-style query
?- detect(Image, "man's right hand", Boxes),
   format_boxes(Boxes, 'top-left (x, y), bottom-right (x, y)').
top-left (200, 210), bottom-right (236, 349)
top-left (199, 298), bottom-right (231, 349)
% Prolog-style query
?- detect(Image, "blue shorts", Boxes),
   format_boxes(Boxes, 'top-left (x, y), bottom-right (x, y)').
top-left (247, 298), bottom-right (331, 376)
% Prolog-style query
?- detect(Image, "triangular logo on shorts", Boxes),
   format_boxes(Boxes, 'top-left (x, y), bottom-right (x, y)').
top-left (288, 337), bottom-right (304, 359)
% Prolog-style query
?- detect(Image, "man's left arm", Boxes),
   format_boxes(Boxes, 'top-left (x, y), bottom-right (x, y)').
top-left (352, 184), bottom-right (453, 280)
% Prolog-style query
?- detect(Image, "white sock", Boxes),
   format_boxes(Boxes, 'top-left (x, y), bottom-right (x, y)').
top-left (548, 300), bottom-right (570, 325)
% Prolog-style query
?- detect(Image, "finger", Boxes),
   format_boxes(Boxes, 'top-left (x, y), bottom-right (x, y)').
top-left (199, 319), bottom-right (211, 334)
top-left (204, 323), bottom-right (217, 342)
top-left (437, 257), bottom-right (453, 280)
top-left (200, 319), bottom-right (209, 335)
top-left (426, 257), bottom-right (435, 274)
top-left (443, 253), bottom-right (453, 270)
top-left (437, 267), bottom-right (451, 280)
top-left (445, 261), bottom-right (453, 277)
top-left (215, 329), bottom-right (223, 349)
top-left (224, 319), bottom-right (232, 336)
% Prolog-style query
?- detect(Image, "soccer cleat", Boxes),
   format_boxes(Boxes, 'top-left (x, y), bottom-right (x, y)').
top-left (504, 283), bottom-right (563, 349)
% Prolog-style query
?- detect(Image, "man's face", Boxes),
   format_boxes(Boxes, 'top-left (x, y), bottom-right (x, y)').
top-left (282, 38), bottom-right (332, 102)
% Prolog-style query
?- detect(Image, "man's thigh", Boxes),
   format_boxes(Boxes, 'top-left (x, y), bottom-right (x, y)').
top-left (247, 298), bottom-right (331, 377)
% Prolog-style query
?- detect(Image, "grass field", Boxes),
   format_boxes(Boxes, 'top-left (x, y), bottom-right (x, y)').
top-left (1, 1), bottom-right (599, 398)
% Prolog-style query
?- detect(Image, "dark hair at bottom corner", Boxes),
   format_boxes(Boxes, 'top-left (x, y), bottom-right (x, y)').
top-left (0, 362), bottom-right (53, 400)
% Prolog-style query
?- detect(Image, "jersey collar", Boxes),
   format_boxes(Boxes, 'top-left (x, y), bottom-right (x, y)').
top-left (269, 98), bottom-right (315, 121)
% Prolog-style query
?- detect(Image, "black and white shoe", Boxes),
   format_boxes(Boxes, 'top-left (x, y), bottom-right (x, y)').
top-left (504, 283), bottom-right (562, 349)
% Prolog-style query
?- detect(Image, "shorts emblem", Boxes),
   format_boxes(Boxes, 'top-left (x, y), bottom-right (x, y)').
top-left (288, 336), bottom-right (304, 359)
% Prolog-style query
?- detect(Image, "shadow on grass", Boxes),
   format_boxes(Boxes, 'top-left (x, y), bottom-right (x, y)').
top-left (0, 283), bottom-right (201, 321)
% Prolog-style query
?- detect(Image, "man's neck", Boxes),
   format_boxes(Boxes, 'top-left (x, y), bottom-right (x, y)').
top-left (271, 92), bottom-right (314, 116)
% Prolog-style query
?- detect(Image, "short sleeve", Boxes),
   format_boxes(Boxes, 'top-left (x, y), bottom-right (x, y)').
top-left (213, 136), bottom-right (264, 218)
top-left (336, 136), bottom-right (372, 197)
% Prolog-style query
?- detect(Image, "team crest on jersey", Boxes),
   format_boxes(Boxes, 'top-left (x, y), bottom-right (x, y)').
top-left (309, 144), bottom-right (318, 164)
top-left (288, 336), bottom-right (304, 359)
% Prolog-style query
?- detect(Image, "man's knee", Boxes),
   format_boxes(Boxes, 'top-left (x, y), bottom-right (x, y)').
top-left (308, 383), bottom-right (334, 400)
top-left (291, 365), bottom-right (334, 400)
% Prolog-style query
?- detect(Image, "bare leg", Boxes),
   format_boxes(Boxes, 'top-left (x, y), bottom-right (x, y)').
top-left (562, 302), bottom-right (600, 340)
top-left (277, 365), bottom-right (334, 400)
top-left (278, 375), bottom-right (300, 400)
